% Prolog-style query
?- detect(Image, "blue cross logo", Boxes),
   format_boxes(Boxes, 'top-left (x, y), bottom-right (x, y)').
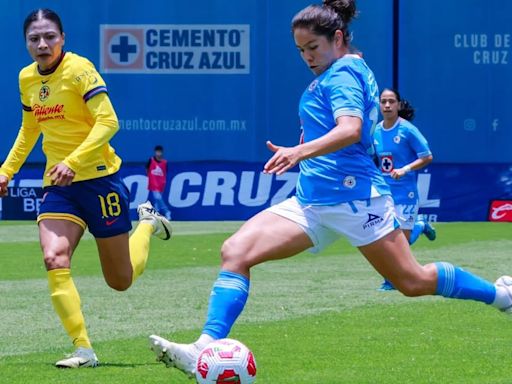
top-left (111, 35), bottom-right (138, 63)
top-left (382, 157), bottom-right (393, 172)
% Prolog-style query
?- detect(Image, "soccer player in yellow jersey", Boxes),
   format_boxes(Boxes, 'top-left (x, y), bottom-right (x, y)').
top-left (0, 9), bottom-right (172, 368)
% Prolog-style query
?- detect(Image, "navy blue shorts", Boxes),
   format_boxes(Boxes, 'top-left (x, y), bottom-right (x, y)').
top-left (38, 172), bottom-right (132, 238)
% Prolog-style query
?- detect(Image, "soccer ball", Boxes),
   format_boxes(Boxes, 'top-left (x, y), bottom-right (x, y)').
top-left (195, 338), bottom-right (257, 384)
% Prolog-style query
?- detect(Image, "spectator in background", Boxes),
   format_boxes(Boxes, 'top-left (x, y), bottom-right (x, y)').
top-left (146, 145), bottom-right (172, 220)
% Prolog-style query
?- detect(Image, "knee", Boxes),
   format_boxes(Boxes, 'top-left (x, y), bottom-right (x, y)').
top-left (220, 237), bottom-right (249, 270)
top-left (105, 276), bottom-right (132, 292)
top-left (42, 247), bottom-right (71, 270)
top-left (394, 266), bottom-right (437, 297)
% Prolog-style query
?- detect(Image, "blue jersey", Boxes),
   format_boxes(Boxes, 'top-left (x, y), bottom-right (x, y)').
top-left (373, 118), bottom-right (432, 204)
top-left (296, 56), bottom-right (390, 205)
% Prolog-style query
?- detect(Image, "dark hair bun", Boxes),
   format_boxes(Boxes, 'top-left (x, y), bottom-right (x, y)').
top-left (323, 0), bottom-right (357, 24)
top-left (399, 99), bottom-right (416, 121)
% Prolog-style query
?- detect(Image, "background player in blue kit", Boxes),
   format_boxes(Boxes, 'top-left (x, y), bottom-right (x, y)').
top-left (374, 88), bottom-right (436, 291)
top-left (148, 0), bottom-right (512, 378)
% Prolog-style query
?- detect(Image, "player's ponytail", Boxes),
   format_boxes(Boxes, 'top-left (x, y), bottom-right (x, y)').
top-left (398, 99), bottom-right (416, 121)
top-left (323, 0), bottom-right (357, 26)
top-left (292, 0), bottom-right (357, 46)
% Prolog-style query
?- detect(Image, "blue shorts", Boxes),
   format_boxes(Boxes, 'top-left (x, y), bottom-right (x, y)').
top-left (38, 172), bottom-right (132, 238)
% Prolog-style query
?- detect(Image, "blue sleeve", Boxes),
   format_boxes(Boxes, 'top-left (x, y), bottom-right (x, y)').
top-left (325, 66), bottom-right (364, 121)
top-left (408, 126), bottom-right (432, 158)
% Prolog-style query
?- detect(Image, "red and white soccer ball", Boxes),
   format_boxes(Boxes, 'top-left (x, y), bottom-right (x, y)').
top-left (195, 338), bottom-right (257, 384)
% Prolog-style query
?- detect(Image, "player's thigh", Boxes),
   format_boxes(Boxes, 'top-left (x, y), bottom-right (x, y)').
top-left (95, 233), bottom-right (132, 290)
top-left (358, 229), bottom-right (436, 296)
top-left (39, 219), bottom-right (84, 270)
top-left (221, 210), bottom-right (314, 271)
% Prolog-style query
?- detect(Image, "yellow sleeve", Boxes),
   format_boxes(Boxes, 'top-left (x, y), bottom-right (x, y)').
top-left (0, 111), bottom-right (41, 180)
top-left (62, 92), bottom-right (119, 171)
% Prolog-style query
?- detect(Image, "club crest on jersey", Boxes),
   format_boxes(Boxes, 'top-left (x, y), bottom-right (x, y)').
top-left (408, 191), bottom-right (415, 199)
top-left (343, 175), bottom-right (356, 189)
top-left (380, 154), bottom-right (394, 173)
top-left (393, 135), bottom-right (401, 144)
top-left (308, 79), bottom-right (319, 92)
top-left (39, 85), bottom-right (50, 102)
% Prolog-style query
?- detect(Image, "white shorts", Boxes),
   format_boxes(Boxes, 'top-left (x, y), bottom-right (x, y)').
top-left (394, 203), bottom-right (419, 230)
top-left (266, 195), bottom-right (399, 253)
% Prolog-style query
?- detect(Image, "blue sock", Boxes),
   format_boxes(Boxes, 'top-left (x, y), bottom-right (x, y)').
top-left (409, 221), bottom-right (425, 245)
top-left (202, 270), bottom-right (250, 339)
top-left (435, 262), bottom-right (496, 304)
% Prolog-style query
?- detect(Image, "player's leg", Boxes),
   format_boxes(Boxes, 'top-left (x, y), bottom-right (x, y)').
top-left (359, 228), bottom-right (510, 308)
top-left (378, 204), bottom-right (411, 291)
top-left (150, 199), bottom-right (318, 376)
top-left (83, 174), bottom-right (172, 290)
top-left (39, 218), bottom-right (98, 368)
top-left (95, 202), bottom-right (172, 290)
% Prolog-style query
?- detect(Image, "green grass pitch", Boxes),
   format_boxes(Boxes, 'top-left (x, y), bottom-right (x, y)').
top-left (0, 221), bottom-right (511, 383)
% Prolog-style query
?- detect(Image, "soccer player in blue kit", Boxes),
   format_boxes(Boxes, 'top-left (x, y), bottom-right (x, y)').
top-left (148, 0), bottom-right (512, 377)
top-left (374, 89), bottom-right (436, 291)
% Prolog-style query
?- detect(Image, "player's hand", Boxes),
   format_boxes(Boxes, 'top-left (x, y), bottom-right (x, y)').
top-left (0, 175), bottom-right (9, 197)
top-left (390, 167), bottom-right (407, 180)
top-left (47, 163), bottom-right (76, 186)
top-left (264, 141), bottom-right (303, 175)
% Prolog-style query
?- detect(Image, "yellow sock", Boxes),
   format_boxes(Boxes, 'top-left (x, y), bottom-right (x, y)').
top-left (48, 269), bottom-right (91, 349)
top-left (129, 222), bottom-right (153, 282)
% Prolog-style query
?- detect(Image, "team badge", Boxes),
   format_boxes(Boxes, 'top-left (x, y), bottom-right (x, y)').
top-left (408, 191), bottom-right (415, 199)
top-left (308, 79), bottom-right (319, 92)
top-left (393, 135), bottom-right (401, 144)
top-left (380, 154), bottom-right (394, 173)
top-left (39, 85), bottom-right (50, 102)
top-left (343, 176), bottom-right (356, 189)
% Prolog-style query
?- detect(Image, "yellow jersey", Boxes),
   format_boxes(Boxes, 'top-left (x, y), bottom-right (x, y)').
top-left (0, 51), bottom-right (121, 186)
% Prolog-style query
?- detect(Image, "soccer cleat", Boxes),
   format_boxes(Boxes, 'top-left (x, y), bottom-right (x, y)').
top-left (378, 280), bottom-right (396, 291)
top-left (422, 221), bottom-right (437, 241)
top-left (495, 276), bottom-right (512, 313)
top-left (149, 335), bottom-right (199, 378)
top-left (137, 201), bottom-right (172, 240)
top-left (55, 347), bottom-right (99, 368)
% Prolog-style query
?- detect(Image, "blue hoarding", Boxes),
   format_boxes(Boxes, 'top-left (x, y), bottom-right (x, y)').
top-left (1, 162), bottom-right (511, 222)
top-left (0, 0), bottom-right (392, 163)
top-left (399, 0), bottom-right (512, 163)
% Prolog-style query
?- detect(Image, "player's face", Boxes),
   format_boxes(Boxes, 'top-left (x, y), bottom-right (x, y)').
top-left (294, 28), bottom-right (343, 75)
top-left (26, 19), bottom-right (65, 71)
top-left (380, 90), bottom-right (399, 119)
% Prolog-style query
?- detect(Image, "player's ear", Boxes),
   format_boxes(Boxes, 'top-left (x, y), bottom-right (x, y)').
top-left (334, 30), bottom-right (343, 48)
top-left (61, 32), bottom-right (66, 47)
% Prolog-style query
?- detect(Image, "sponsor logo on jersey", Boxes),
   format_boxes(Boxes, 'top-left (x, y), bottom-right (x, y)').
top-left (39, 85), bottom-right (50, 102)
top-left (343, 175), bottom-right (356, 189)
top-left (488, 200), bottom-right (512, 222)
top-left (151, 165), bottom-right (164, 177)
top-left (393, 135), bottom-right (401, 144)
top-left (32, 103), bottom-right (65, 123)
top-left (100, 24), bottom-right (250, 74)
top-left (363, 213), bottom-right (384, 230)
top-left (408, 191), bottom-right (415, 199)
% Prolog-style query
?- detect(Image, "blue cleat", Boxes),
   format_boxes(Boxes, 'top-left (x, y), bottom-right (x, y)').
top-left (423, 221), bottom-right (437, 241)
top-left (378, 280), bottom-right (396, 291)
